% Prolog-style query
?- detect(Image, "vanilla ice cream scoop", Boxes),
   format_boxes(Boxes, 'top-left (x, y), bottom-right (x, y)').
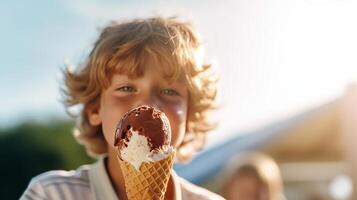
top-left (114, 105), bottom-right (173, 170)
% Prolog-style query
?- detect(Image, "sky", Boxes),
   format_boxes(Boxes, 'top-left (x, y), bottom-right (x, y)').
top-left (1, 0), bottom-right (357, 147)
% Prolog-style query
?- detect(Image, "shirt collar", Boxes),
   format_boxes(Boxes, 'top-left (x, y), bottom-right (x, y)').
top-left (171, 170), bottom-right (183, 200)
top-left (89, 155), bottom-right (182, 200)
top-left (89, 155), bottom-right (118, 200)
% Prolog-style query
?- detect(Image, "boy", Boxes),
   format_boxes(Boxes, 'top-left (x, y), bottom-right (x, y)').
top-left (21, 16), bottom-right (224, 200)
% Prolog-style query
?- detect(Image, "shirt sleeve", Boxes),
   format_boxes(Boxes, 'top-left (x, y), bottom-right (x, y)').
top-left (20, 178), bottom-right (48, 200)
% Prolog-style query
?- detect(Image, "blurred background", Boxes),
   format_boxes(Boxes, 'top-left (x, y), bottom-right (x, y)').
top-left (2, 0), bottom-right (357, 199)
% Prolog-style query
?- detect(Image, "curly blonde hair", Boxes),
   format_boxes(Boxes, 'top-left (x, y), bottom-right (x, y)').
top-left (61, 16), bottom-right (218, 161)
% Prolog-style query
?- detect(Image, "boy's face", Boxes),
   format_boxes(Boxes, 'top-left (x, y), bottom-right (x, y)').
top-left (88, 58), bottom-right (189, 151)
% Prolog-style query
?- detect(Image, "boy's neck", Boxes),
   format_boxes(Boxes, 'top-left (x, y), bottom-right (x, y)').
top-left (106, 147), bottom-right (128, 200)
top-left (105, 146), bottom-right (175, 200)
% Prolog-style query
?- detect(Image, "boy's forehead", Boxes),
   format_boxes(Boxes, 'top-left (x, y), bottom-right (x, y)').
top-left (111, 54), bottom-right (187, 84)
top-left (110, 69), bottom-right (187, 85)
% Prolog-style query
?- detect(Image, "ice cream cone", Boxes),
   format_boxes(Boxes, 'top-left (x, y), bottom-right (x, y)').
top-left (118, 150), bottom-right (176, 200)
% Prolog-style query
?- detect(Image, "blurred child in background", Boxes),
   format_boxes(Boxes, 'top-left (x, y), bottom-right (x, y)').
top-left (223, 152), bottom-right (284, 200)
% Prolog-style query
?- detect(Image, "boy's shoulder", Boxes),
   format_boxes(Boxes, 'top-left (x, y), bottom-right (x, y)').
top-left (31, 164), bottom-right (91, 186)
top-left (176, 176), bottom-right (225, 200)
top-left (20, 165), bottom-right (92, 200)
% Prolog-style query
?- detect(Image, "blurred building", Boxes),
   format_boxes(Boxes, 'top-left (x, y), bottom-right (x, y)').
top-left (175, 84), bottom-right (357, 200)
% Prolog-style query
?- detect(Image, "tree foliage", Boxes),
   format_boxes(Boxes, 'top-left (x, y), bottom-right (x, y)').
top-left (0, 119), bottom-right (94, 199)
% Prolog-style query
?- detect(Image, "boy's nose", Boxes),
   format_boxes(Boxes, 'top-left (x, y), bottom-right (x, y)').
top-left (137, 99), bottom-right (160, 111)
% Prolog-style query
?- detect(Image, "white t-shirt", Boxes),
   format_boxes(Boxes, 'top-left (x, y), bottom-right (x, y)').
top-left (20, 156), bottom-right (224, 200)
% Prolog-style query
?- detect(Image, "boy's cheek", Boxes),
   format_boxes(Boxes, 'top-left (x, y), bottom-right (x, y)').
top-left (99, 105), bottom-right (132, 146)
top-left (172, 125), bottom-right (186, 147)
top-left (109, 93), bottom-right (135, 107)
top-left (161, 106), bottom-right (188, 146)
top-left (100, 116), bottom-right (117, 147)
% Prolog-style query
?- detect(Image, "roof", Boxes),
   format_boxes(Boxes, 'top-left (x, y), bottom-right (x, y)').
top-left (174, 99), bottom-right (338, 184)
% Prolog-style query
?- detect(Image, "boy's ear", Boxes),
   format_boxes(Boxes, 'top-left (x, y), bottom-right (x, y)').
top-left (87, 104), bottom-right (102, 126)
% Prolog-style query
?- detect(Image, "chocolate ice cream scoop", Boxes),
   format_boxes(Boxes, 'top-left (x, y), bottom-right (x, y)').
top-left (115, 106), bottom-right (176, 198)
top-left (114, 105), bottom-right (171, 152)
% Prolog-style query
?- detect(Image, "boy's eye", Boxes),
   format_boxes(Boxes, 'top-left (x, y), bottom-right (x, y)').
top-left (161, 89), bottom-right (180, 96)
top-left (117, 86), bottom-right (137, 92)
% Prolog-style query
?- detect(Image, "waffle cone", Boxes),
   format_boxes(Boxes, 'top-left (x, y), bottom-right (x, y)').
top-left (118, 150), bottom-right (176, 200)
